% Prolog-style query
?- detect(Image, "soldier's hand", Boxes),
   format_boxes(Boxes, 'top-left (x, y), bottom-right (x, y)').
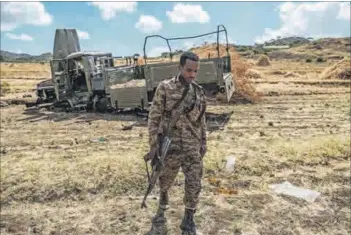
top-left (143, 152), bottom-right (153, 162)
top-left (144, 147), bottom-right (157, 162)
top-left (200, 145), bottom-right (207, 158)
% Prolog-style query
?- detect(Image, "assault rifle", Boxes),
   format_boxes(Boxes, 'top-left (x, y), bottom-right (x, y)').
top-left (141, 134), bottom-right (172, 208)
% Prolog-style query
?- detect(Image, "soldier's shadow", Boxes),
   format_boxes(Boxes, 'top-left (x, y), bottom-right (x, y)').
top-left (205, 111), bottom-right (234, 132)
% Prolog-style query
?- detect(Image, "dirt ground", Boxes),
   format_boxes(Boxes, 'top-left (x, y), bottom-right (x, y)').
top-left (0, 59), bottom-right (350, 235)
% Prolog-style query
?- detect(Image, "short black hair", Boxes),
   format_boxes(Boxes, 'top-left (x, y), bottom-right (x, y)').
top-left (179, 51), bottom-right (199, 66)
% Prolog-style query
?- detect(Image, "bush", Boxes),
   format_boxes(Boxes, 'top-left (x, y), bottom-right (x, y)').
top-left (305, 58), bottom-right (312, 63)
top-left (316, 57), bottom-right (326, 63)
top-left (0, 82), bottom-right (10, 96)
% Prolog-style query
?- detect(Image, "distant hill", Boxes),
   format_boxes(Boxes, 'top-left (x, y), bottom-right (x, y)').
top-left (230, 37), bottom-right (351, 61)
top-left (261, 36), bottom-right (311, 47)
top-left (267, 37), bottom-right (351, 60)
top-left (0, 50), bottom-right (52, 62)
top-left (1, 36), bottom-right (349, 62)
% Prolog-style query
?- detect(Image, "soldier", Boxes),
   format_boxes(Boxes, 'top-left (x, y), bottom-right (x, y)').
top-left (145, 51), bottom-right (207, 235)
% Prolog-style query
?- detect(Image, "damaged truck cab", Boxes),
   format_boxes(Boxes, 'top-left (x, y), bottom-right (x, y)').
top-left (51, 51), bottom-right (115, 111)
top-left (109, 24), bottom-right (235, 111)
top-left (31, 26), bottom-right (235, 113)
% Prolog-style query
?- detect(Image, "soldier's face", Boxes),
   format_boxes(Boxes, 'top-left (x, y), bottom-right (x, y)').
top-left (180, 59), bottom-right (199, 83)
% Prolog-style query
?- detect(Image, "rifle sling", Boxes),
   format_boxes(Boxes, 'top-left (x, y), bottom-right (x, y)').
top-left (163, 85), bottom-right (190, 137)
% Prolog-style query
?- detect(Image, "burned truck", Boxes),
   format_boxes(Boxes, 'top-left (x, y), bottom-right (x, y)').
top-left (30, 25), bottom-right (235, 114)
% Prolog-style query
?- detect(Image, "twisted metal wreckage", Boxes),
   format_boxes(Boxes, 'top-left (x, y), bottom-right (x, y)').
top-left (26, 25), bottom-right (235, 128)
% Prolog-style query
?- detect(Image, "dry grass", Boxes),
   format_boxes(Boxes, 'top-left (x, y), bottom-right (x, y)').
top-left (0, 79), bottom-right (39, 94)
top-left (0, 62), bottom-right (51, 79)
top-left (245, 69), bottom-right (262, 79)
top-left (1, 49), bottom-right (350, 235)
top-left (0, 62), bottom-right (50, 95)
top-left (1, 90), bottom-right (350, 234)
top-left (249, 60), bottom-right (350, 96)
top-left (0, 81), bottom-right (11, 96)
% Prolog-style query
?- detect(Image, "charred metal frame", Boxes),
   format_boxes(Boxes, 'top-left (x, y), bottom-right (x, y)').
top-left (143, 25), bottom-right (230, 64)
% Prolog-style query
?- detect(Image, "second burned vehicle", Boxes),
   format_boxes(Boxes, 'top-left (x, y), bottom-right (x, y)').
top-left (31, 25), bottom-right (235, 114)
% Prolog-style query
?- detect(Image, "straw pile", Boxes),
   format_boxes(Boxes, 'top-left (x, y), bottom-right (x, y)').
top-left (320, 58), bottom-right (351, 80)
top-left (231, 59), bottom-right (262, 103)
top-left (192, 44), bottom-right (262, 103)
top-left (245, 69), bottom-right (262, 79)
top-left (137, 57), bottom-right (145, 66)
top-left (256, 55), bottom-right (271, 66)
top-left (284, 72), bottom-right (301, 78)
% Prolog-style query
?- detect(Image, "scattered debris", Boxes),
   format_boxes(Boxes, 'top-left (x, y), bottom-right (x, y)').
top-left (224, 155), bottom-right (236, 173)
top-left (89, 137), bottom-right (107, 143)
top-left (121, 125), bottom-right (133, 131)
top-left (215, 187), bottom-right (238, 195)
top-left (205, 111), bottom-right (234, 132)
top-left (208, 177), bottom-right (221, 187)
top-left (269, 181), bottom-right (321, 202)
top-left (232, 180), bottom-right (251, 189)
top-left (0, 101), bottom-right (9, 107)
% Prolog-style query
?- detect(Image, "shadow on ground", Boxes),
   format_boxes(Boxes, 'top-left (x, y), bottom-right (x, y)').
top-left (19, 107), bottom-right (234, 132)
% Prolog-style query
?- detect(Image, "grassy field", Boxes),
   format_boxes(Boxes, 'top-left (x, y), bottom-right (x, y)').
top-left (0, 58), bottom-right (350, 235)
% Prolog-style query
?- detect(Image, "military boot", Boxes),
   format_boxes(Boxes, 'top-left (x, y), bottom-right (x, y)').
top-left (145, 192), bottom-right (169, 235)
top-left (180, 208), bottom-right (196, 235)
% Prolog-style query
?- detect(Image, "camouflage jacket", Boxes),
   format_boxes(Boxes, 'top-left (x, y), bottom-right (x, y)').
top-left (148, 75), bottom-right (207, 150)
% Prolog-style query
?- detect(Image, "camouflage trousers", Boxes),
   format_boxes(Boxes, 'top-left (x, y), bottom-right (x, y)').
top-left (158, 143), bottom-right (203, 209)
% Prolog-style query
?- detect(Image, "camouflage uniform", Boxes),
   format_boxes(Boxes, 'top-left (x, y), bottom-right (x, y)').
top-left (148, 74), bottom-right (207, 210)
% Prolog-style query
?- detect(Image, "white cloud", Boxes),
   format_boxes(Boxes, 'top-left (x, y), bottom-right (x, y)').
top-left (135, 15), bottom-right (163, 34)
top-left (89, 2), bottom-right (137, 20)
top-left (183, 41), bottom-right (195, 50)
top-left (337, 2), bottom-right (350, 20)
top-left (166, 3), bottom-right (210, 23)
top-left (6, 33), bottom-right (33, 41)
top-left (77, 30), bottom-right (90, 40)
top-left (221, 35), bottom-right (236, 44)
top-left (0, 2), bottom-right (52, 32)
top-left (177, 34), bottom-right (235, 50)
top-left (147, 47), bottom-right (169, 57)
top-left (254, 2), bottom-right (347, 44)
